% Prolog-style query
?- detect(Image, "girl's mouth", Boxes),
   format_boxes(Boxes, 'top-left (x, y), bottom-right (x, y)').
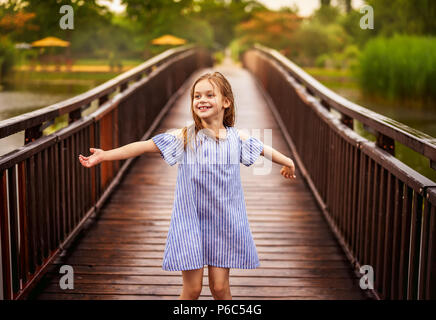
top-left (198, 106), bottom-right (212, 111)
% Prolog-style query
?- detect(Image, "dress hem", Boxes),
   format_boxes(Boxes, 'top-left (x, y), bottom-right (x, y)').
top-left (162, 262), bottom-right (260, 271)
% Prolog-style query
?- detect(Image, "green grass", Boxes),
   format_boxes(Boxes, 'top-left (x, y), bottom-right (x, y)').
top-left (303, 67), bottom-right (359, 89)
top-left (303, 67), bottom-right (353, 78)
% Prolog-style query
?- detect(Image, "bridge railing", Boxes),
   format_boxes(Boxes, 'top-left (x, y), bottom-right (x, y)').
top-left (0, 45), bottom-right (213, 299)
top-left (242, 44), bottom-right (436, 300)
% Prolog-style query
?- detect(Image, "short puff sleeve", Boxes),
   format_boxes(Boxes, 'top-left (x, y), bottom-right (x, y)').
top-left (240, 136), bottom-right (264, 167)
top-left (152, 132), bottom-right (184, 166)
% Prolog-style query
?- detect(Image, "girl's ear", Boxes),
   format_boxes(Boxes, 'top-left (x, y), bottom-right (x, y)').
top-left (223, 97), bottom-right (230, 109)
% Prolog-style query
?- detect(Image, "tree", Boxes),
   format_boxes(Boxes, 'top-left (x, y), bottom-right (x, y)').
top-left (365, 0), bottom-right (436, 36)
top-left (121, 0), bottom-right (194, 39)
top-left (236, 10), bottom-right (302, 57)
top-left (312, 2), bottom-right (340, 25)
top-left (122, 0), bottom-right (263, 49)
top-left (0, 11), bottom-right (37, 36)
top-left (338, 0), bottom-right (352, 14)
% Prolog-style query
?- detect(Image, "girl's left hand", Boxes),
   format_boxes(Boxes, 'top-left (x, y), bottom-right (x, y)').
top-left (280, 163), bottom-right (296, 180)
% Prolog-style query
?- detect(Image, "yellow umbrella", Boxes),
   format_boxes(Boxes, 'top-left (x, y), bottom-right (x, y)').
top-left (151, 34), bottom-right (187, 45)
top-left (32, 36), bottom-right (70, 47)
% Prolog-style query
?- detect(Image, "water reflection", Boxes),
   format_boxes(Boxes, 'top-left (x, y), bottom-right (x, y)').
top-left (0, 74), bottom-right (113, 156)
top-left (328, 86), bottom-right (436, 182)
top-left (334, 87), bottom-right (436, 139)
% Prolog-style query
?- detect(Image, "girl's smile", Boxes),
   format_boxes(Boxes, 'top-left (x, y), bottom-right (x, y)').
top-left (193, 79), bottom-right (229, 118)
top-left (198, 105), bottom-right (212, 111)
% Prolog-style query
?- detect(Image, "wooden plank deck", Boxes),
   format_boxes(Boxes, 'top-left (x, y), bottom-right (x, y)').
top-left (29, 62), bottom-right (370, 300)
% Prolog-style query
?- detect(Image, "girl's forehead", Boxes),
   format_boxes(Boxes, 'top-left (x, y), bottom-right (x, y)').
top-left (194, 79), bottom-right (217, 93)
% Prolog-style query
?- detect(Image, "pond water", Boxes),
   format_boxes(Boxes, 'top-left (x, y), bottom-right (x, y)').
top-left (315, 80), bottom-right (436, 182)
top-left (0, 75), bottom-right (114, 156)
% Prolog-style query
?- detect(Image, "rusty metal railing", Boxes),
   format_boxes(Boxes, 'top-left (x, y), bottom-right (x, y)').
top-left (0, 45), bottom-right (213, 299)
top-left (242, 44), bottom-right (436, 300)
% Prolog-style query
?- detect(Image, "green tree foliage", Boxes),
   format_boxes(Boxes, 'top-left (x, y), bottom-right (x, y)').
top-left (121, 0), bottom-right (193, 36)
top-left (365, 0), bottom-right (436, 36)
top-left (236, 10), bottom-right (301, 58)
top-left (5, 0), bottom-right (113, 41)
top-left (0, 0), bottom-right (139, 59)
top-left (340, 0), bottom-right (352, 13)
top-left (0, 0), bottom-right (266, 63)
top-left (121, 0), bottom-right (262, 50)
top-left (311, 3), bottom-right (341, 25)
top-left (290, 21), bottom-right (350, 66)
top-left (0, 36), bottom-right (16, 78)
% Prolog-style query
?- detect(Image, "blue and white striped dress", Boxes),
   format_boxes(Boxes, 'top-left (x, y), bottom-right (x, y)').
top-left (151, 125), bottom-right (264, 271)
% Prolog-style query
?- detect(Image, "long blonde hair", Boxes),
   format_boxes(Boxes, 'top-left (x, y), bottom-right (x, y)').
top-left (181, 71), bottom-right (236, 151)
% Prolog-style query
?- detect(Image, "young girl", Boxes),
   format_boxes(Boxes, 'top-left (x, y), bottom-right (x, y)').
top-left (78, 71), bottom-right (296, 300)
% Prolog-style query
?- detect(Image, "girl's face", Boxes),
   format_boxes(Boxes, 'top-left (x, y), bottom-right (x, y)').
top-left (193, 79), bottom-right (229, 121)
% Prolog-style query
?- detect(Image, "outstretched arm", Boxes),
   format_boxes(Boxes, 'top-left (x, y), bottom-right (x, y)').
top-left (78, 139), bottom-right (160, 168)
top-left (238, 129), bottom-right (296, 180)
top-left (261, 144), bottom-right (296, 179)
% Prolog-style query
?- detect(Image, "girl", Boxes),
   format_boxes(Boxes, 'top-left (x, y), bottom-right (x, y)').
top-left (78, 71), bottom-right (296, 300)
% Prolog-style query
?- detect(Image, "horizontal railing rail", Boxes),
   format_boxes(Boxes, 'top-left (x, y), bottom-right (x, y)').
top-left (252, 44), bottom-right (436, 170)
top-left (242, 45), bottom-right (436, 300)
top-left (0, 45), bottom-right (213, 300)
top-left (0, 44), bottom-right (195, 142)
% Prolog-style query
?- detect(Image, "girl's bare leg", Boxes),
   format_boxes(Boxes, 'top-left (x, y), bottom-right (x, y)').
top-left (179, 268), bottom-right (204, 300)
top-left (208, 266), bottom-right (232, 300)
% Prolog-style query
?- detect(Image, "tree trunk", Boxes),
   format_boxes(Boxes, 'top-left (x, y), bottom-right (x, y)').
top-left (344, 0), bottom-right (352, 13)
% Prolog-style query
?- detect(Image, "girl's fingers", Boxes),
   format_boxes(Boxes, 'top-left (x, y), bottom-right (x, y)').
top-left (280, 167), bottom-right (297, 179)
top-left (79, 155), bottom-right (90, 161)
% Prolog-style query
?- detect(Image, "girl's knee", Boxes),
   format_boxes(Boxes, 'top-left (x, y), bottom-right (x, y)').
top-left (183, 284), bottom-right (203, 299)
top-left (180, 268), bottom-right (204, 299)
top-left (209, 281), bottom-right (229, 297)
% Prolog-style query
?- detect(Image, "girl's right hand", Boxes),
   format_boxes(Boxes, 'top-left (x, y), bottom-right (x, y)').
top-left (78, 148), bottom-right (104, 168)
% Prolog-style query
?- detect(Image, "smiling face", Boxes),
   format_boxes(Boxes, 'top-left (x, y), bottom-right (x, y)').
top-left (192, 79), bottom-right (230, 121)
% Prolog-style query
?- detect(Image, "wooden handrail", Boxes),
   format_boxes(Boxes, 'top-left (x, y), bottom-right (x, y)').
top-left (254, 43), bottom-right (436, 170)
top-left (0, 44), bottom-right (195, 140)
top-left (243, 45), bottom-right (436, 300)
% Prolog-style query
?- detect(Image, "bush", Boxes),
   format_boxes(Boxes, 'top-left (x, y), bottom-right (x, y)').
top-left (315, 54), bottom-right (330, 68)
top-left (0, 36), bottom-right (16, 80)
top-left (290, 22), bottom-right (350, 66)
top-left (213, 51), bottom-right (224, 64)
top-left (358, 35), bottom-right (436, 100)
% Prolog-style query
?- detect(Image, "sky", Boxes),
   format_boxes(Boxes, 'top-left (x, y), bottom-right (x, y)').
top-left (98, 0), bottom-right (366, 17)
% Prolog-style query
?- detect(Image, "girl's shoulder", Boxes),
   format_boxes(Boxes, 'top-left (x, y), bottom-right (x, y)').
top-left (234, 127), bottom-right (251, 142)
top-left (166, 128), bottom-right (184, 140)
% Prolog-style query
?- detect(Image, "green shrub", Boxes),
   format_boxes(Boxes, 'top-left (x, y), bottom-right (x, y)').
top-left (0, 37), bottom-right (16, 79)
top-left (213, 51), bottom-right (224, 64)
top-left (290, 22), bottom-right (350, 66)
top-left (315, 54), bottom-right (330, 68)
top-left (358, 35), bottom-right (436, 100)
top-left (315, 45), bottom-right (361, 70)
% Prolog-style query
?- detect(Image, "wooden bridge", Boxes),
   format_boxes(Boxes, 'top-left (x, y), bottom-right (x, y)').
top-left (0, 45), bottom-right (435, 300)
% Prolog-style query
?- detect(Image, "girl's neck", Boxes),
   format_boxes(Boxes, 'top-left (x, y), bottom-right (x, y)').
top-left (200, 121), bottom-right (227, 139)
top-left (201, 120), bottom-right (225, 131)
